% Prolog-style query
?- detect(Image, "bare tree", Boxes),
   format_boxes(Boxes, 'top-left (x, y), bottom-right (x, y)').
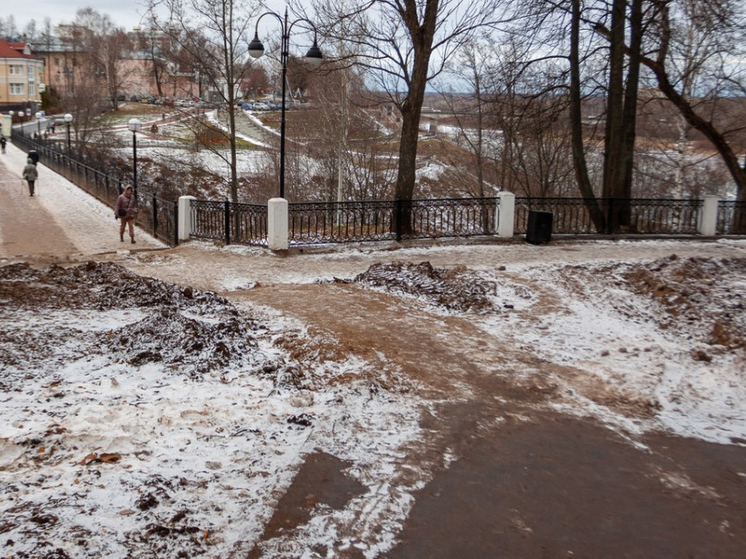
top-left (312, 0), bottom-right (506, 232)
top-left (146, 0), bottom-right (257, 203)
top-left (0, 16), bottom-right (20, 40)
top-left (133, 19), bottom-right (172, 98)
top-left (635, 0), bottom-right (746, 203)
top-left (74, 8), bottom-right (134, 111)
top-left (438, 37), bottom-right (496, 199)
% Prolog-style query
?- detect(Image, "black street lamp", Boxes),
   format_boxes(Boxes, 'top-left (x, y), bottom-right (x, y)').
top-left (249, 7), bottom-right (322, 199)
top-left (64, 113), bottom-right (73, 154)
top-left (127, 118), bottom-right (142, 196)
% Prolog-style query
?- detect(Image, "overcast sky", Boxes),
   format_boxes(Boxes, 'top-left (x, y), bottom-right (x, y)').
top-left (9, 2), bottom-right (148, 32)
top-left (8, 0), bottom-right (293, 34)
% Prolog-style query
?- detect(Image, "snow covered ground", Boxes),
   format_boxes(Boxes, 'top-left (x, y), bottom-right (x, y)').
top-left (1, 140), bottom-right (746, 558)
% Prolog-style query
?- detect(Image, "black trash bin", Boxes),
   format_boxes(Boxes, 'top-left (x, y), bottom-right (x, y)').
top-left (526, 210), bottom-right (553, 244)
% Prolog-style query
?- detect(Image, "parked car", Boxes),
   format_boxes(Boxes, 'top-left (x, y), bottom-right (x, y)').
top-left (253, 102), bottom-right (270, 111)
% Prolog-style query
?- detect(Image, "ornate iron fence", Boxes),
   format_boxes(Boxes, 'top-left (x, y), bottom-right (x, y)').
top-left (136, 195), bottom-right (179, 246)
top-left (515, 198), bottom-right (601, 234)
top-left (288, 198), bottom-right (498, 244)
top-left (189, 199), bottom-right (268, 246)
top-left (399, 197), bottom-right (498, 240)
top-left (289, 200), bottom-right (397, 244)
top-left (515, 197), bottom-right (701, 235)
top-left (717, 201), bottom-right (746, 234)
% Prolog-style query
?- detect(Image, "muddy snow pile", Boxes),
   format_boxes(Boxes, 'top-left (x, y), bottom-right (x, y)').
top-left (353, 261), bottom-right (502, 313)
top-left (0, 261), bottom-right (429, 559)
top-left (621, 255), bottom-right (746, 349)
top-left (353, 256), bottom-right (745, 351)
top-left (352, 255), bottom-right (746, 444)
top-left (0, 261), bottom-right (266, 379)
top-left (1, 253), bottom-right (745, 558)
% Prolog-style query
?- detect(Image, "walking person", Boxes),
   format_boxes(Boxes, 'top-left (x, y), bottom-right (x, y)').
top-left (115, 185), bottom-right (139, 244)
top-left (0, 134), bottom-right (6, 154)
top-left (22, 157), bottom-right (38, 196)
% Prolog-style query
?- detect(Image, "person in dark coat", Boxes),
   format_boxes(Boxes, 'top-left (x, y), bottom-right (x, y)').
top-left (0, 135), bottom-right (6, 154)
top-left (115, 186), bottom-right (139, 243)
top-left (22, 157), bottom-right (38, 196)
top-left (28, 149), bottom-right (39, 165)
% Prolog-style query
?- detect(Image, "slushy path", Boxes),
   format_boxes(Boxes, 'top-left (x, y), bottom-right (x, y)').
top-left (0, 140), bottom-right (164, 264)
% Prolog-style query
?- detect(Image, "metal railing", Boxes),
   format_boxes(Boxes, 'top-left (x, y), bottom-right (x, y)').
top-left (289, 200), bottom-right (396, 244)
top-left (13, 132), bottom-right (179, 246)
top-left (137, 195), bottom-right (179, 246)
top-left (717, 200), bottom-right (746, 234)
top-left (398, 197), bottom-right (499, 240)
top-left (189, 199), bottom-right (268, 246)
top-left (288, 198), bottom-right (498, 244)
top-left (515, 197), bottom-right (702, 235)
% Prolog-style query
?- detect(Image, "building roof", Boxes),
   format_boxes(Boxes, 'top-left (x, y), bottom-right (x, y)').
top-left (0, 39), bottom-right (38, 60)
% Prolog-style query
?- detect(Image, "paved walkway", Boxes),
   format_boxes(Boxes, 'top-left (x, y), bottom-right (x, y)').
top-left (0, 141), bottom-right (164, 264)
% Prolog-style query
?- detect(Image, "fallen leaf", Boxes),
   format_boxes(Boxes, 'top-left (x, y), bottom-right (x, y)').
top-left (79, 453), bottom-right (97, 466)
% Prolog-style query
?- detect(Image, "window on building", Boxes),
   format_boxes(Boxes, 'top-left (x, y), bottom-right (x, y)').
top-left (9, 65), bottom-right (23, 75)
top-left (28, 66), bottom-right (35, 77)
top-left (55, 57), bottom-right (60, 66)
top-left (10, 83), bottom-right (24, 95)
top-left (29, 83), bottom-right (35, 95)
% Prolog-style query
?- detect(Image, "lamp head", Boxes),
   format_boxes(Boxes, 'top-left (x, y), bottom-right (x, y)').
top-left (64, 113), bottom-right (73, 123)
top-left (305, 38), bottom-right (323, 65)
top-left (248, 33), bottom-right (265, 59)
top-left (127, 118), bottom-right (142, 133)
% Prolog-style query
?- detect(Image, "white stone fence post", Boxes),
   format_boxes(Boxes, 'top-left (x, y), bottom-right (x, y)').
top-left (267, 198), bottom-right (289, 251)
top-left (699, 195), bottom-right (719, 237)
top-left (496, 192), bottom-right (515, 238)
top-left (178, 195), bottom-right (196, 241)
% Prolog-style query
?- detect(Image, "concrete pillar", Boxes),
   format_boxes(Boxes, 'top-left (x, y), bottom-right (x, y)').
top-left (496, 191), bottom-right (515, 238)
top-left (699, 195), bottom-right (719, 236)
top-left (178, 196), bottom-right (196, 241)
top-left (268, 197), bottom-right (289, 251)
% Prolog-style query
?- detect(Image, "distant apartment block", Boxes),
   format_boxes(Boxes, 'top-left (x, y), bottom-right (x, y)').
top-left (0, 38), bottom-right (43, 113)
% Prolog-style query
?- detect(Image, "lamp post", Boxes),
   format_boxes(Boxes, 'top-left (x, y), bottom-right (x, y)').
top-left (35, 112), bottom-right (42, 138)
top-left (64, 113), bottom-right (73, 154)
top-left (127, 118), bottom-right (142, 196)
top-left (249, 7), bottom-right (322, 199)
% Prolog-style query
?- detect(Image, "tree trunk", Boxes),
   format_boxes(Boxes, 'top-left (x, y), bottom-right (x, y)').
top-left (603, 0), bottom-right (626, 204)
top-left (569, 0), bottom-right (605, 231)
top-left (393, 0), bottom-right (439, 237)
top-left (617, 0), bottom-right (643, 230)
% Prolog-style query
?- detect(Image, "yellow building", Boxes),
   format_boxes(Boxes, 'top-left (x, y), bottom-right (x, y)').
top-left (0, 38), bottom-right (43, 114)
